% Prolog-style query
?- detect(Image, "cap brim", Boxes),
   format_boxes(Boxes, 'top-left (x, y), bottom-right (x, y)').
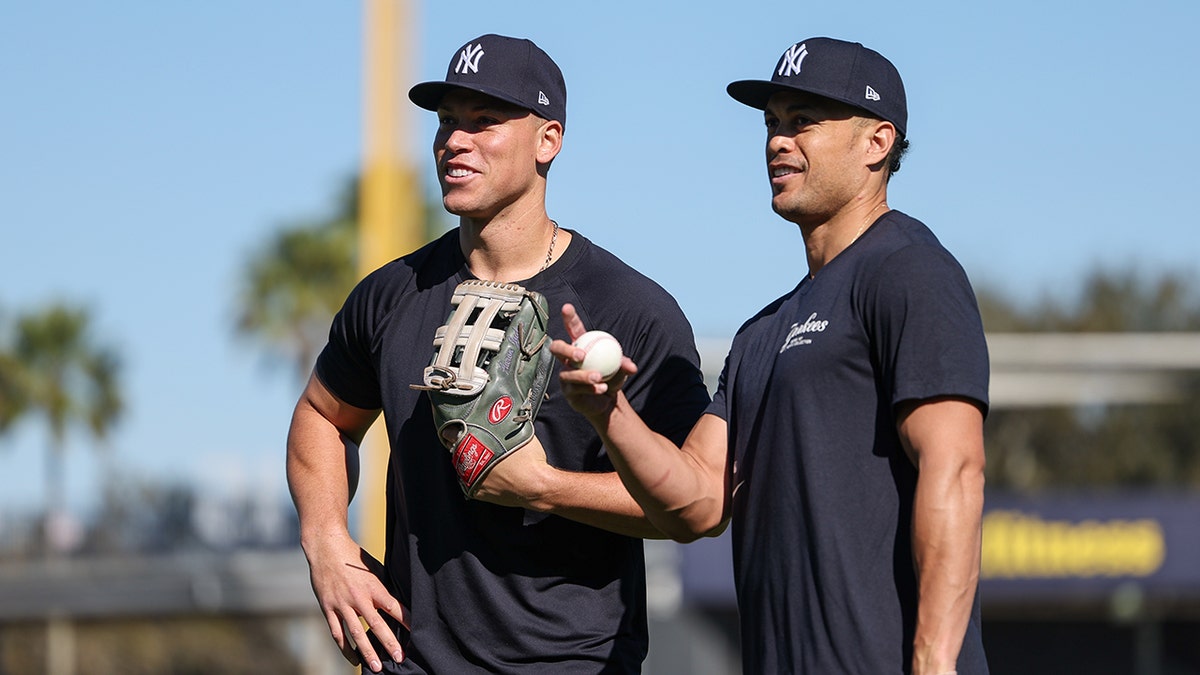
top-left (408, 81), bottom-right (546, 119)
top-left (726, 80), bottom-right (800, 110)
top-left (727, 79), bottom-right (908, 136)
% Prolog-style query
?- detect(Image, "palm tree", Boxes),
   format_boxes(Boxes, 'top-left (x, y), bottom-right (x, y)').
top-left (235, 176), bottom-right (445, 381)
top-left (0, 306), bottom-right (26, 430)
top-left (11, 303), bottom-right (123, 552)
top-left (235, 180), bottom-right (360, 382)
top-left (0, 351), bottom-right (27, 433)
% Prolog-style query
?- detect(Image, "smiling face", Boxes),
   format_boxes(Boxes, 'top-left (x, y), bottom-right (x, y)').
top-left (763, 90), bottom-right (879, 224)
top-left (433, 89), bottom-right (562, 223)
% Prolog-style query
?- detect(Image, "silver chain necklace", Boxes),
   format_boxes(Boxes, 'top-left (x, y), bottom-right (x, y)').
top-left (539, 220), bottom-right (559, 273)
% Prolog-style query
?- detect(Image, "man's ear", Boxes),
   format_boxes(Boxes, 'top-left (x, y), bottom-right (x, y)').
top-left (536, 119), bottom-right (564, 165)
top-left (863, 119), bottom-right (896, 170)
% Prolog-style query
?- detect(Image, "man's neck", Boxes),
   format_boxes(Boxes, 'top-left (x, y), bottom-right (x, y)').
top-left (801, 196), bottom-right (890, 278)
top-left (459, 209), bottom-right (566, 283)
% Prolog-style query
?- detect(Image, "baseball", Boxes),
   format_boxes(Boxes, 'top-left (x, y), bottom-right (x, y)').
top-left (573, 330), bottom-right (623, 380)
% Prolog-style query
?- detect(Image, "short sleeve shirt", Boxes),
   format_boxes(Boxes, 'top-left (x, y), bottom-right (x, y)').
top-left (316, 229), bottom-right (711, 674)
top-left (707, 211), bottom-right (990, 674)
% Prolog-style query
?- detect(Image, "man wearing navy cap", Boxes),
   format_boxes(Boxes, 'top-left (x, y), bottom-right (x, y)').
top-left (553, 37), bottom-right (990, 673)
top-left (287, 34), bottom-right (709, 673)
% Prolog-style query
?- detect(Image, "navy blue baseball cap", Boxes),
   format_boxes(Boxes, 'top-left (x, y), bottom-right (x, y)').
top-left (409, 34), bottom-right (567, 130)
top-left (727, 37), bottom-right (907, 137)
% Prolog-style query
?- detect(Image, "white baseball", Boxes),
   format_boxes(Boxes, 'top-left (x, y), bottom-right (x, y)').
top-left (573, 330), bottom-right (624, 380)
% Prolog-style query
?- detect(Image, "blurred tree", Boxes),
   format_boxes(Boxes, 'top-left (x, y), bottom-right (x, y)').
top-left (0, 350), bottom-right (27, 433)
top-left (1039, 267), bottom-right (1200, 332)
top-left (974, 287), bottom-right (1032, 333)
top-left (979, 267), bottom-right (1200, 491)
top-left (0, 306), bottom-right (28, 431)
top-left (7, 303), bottom-right (123, 551)
top-left (235, 175), bottom-right (445, 381)
top-left (235, 184), bottom-right (358, 382)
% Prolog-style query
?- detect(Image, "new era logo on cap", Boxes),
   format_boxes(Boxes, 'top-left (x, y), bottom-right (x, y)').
top-left (408, 34), bottom-right (568, 129)
top-left (727, 37), bottom-right (908, 138)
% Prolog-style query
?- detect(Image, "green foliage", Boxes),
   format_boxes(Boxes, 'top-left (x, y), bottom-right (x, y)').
top-left (234, 175), bottom-right (446, 382)
top-left (0, 302), bottom-right (123, 544)
top-left (979, 267), bottom-right (1200, 333)
top-left (0, 303), bottom-right (123, 446)
top-left (0, 349), bottom-right (27, 432)
top-left (235, 212), bottom-right (358, 380)
top-left (978, 267), bottom-right (1200, 490)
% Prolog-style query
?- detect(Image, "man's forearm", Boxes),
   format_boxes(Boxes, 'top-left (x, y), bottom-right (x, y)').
top-left (910, 461), bottom-right (985, 674)
top-left (591, 399), bottom-right (728, 542)
top-left (287, 413), bottom-right (354, 551)
top-left (287, 374), bottom-right (380, 547)
top-left (529, 468), bottom-right (667, 539)
top-left (472, 436), bottom-right (664, 538)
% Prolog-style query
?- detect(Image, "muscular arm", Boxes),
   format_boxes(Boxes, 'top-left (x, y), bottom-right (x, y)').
top-left (474, 439), bottom-right (669, 539)
top-left (897, 397), bottom-right (986, 675)
top-left (477, 407), bottom-right (728, 541)
top-left (475, 302), bottom-right (720, 540)
top-left (287, 373), bottom-right (406, 673)
top-left (588, 401), bottom-right (730, 542)
top-left (514, 303), bottom-right (731, 542)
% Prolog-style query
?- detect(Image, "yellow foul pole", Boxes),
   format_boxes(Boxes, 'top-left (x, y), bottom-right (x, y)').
top-left (358, 0), bottom-right (423, 560)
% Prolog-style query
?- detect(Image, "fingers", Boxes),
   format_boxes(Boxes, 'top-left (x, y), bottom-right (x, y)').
top-left (552, 305), bottom-right (640, 409)
top-left (358, 549), bottom-right (411, 634)
top-left (608, 356), bottom-right (638, 388)
top-left (550, 338), bottom-right (585, 367)
top-left (327, 612), bottom-right (361, 667)
top-left (552, 337), bottom-right (640, 396)
top-left (326, 602), bottom-right (407, 673)
top-left (379, 593), bottom-right (412, 631)
top-left (360, 604), bottom-right (408, 672)
top-left (560, 303), bottom-right (588, 342)
top-left (337, 612), bottom-right (384, 672)
top-left (555, 357), bottom-right (609, 392)
top-left (314, 547), bottom-right (409, 673)
top-left (356, 549), bottom-right (410, 666)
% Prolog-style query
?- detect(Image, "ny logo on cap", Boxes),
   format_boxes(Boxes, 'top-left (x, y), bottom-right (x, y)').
top-left (456, 43), bottom-right (485, 75)
top-left (777, 42), bottom-right (808, 78)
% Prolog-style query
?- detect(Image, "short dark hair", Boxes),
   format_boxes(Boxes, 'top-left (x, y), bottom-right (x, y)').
top-left (887, 135), bottom-right (910, 179)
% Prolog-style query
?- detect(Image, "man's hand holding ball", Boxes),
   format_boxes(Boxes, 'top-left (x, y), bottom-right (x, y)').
top-left (551, 304), bottom-right (637, 419)
top-left (571, 330), bottom-right (623, 381)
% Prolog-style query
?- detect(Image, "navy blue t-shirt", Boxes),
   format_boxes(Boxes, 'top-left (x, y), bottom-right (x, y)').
top-left (315, 229), bottom-right (710, 674)
top-left (708, 211), bottom-right (990, 674)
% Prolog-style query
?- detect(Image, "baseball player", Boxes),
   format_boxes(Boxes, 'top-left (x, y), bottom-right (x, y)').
top-left (553, 37), bottom-right (990, 674)
top-left (286, 34), bottom-right (710, 673)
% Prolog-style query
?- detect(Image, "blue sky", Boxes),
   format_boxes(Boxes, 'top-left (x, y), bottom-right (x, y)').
top-left (1, 1), bottom-right (1197, 516)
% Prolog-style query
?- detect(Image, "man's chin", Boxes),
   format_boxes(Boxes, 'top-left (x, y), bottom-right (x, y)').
top-left (443, 203), bottom-right (492, 222)
top-left (770, 199), bottom-right (795, 219)
top-left (770, 200), bottom-right (819, 226)
top-left (442, 199), bottom-right (476, 218)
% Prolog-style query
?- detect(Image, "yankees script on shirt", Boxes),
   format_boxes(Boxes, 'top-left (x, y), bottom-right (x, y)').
top-left (779, 312), bottom-right (829, 353)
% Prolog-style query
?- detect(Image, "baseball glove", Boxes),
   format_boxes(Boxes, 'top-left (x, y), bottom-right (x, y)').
top-left (411, 279), bottom-right (554, 497)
